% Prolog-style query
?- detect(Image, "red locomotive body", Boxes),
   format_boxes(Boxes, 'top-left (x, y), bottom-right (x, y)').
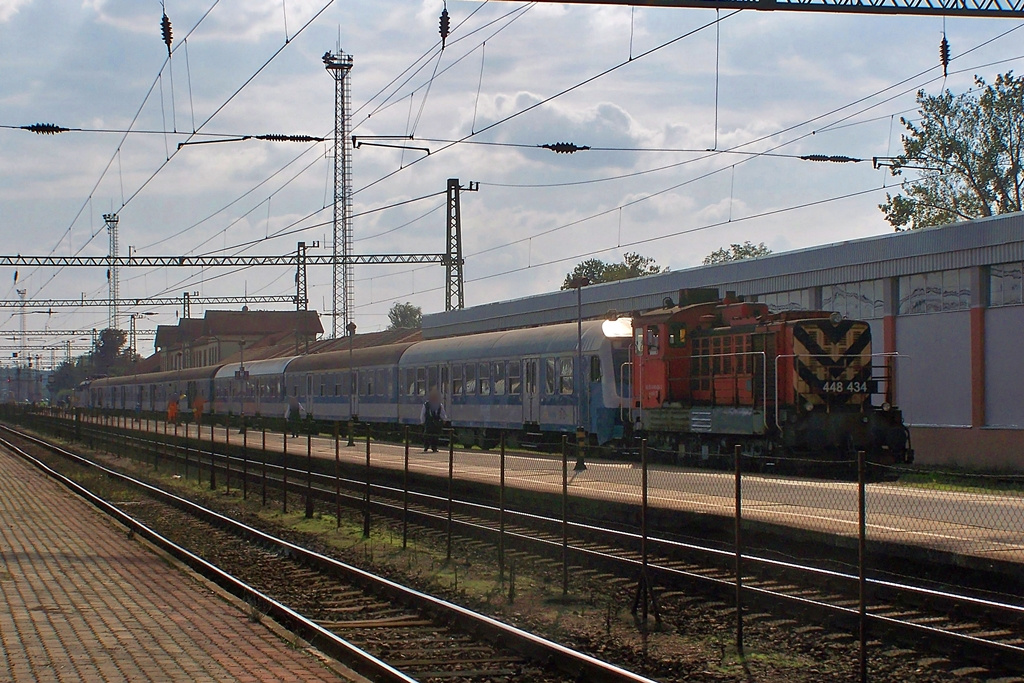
top-left (628, 291), bottom-right (911, 468)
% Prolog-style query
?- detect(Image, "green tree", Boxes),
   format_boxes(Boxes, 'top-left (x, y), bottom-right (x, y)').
top-left (880, 72), bottom-right (1024, 231)
top-left (388, 302), bottom-right (422, 330)
top-left (561, 252), bottom-right (665, 289)
top-left (702, 241), bottom-right (772, 265)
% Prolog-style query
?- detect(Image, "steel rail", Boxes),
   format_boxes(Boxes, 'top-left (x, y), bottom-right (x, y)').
top-left (73, 416), bottom-right (1024, 623)
top-left (3, 423), bottom-right (660, 683)
top-left (0, 433), bottom-right (417, 683)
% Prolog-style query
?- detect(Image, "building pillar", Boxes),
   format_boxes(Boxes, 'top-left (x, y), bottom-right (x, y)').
top-left (970, 267), bottom-right (988, 428)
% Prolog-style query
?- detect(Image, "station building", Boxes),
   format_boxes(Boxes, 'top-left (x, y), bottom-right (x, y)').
top-left (423, 212), bottom-right (1024, 471)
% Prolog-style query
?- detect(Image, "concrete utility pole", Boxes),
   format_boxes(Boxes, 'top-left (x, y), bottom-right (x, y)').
top-left (324, 49), bottom-right (354, 339)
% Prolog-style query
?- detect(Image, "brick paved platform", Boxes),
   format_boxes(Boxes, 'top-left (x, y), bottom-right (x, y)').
top-left (0, 446), bottom-right (356, 682)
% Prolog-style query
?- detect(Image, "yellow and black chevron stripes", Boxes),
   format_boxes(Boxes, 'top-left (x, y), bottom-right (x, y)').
top-left (792, 320), bottom-right (872, 406)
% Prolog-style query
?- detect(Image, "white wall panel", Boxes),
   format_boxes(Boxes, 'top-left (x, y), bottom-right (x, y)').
top-left (895, 311), bottom-right (971, 426)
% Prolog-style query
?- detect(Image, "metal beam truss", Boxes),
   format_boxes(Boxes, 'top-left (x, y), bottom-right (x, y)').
top-left (0, 296), bottom-right (296, 309)
top-left (1, 330), bottom-right (156, 337)
top-left (510, 0), bottom-right (1024, 17)
top-left (0, 254), bottom-right (444, 267)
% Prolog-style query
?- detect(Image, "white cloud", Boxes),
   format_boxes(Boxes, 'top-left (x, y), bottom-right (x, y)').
top-left (0, 0), bottom-right (31, 23)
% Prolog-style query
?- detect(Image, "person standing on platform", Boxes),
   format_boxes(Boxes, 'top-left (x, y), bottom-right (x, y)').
top-left (167, 396), bottom-right (178, 424)
top-left (420, 387), bottom-right (447, 453)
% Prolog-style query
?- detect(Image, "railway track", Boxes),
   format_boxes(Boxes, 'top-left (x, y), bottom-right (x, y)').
top-left (14, 412), bottom-right (1024, 679)
top-left (0, 424), bottom-right (657, 683)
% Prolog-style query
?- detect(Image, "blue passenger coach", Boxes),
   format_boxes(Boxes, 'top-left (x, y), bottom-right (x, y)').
top-left (397, 321), bottom-right (629, 447)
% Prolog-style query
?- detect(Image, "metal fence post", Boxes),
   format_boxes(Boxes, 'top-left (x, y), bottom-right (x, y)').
top-left (363, 427), bottom-right (371, 538)
top-left (632, 438), bottom-right (659, 624)
top-left (447, 430), bottom-right (454, 562)
top-left (562, 434), bottom-right (569, 598)
top-left (403, 425), bottom-right (410, 549)
top-left (282, 431), bottom-right (289, 514)
top-left (224, 423), bottom-right (231, 495)
top-left (499, 431), bottom-right (506, 586)
top-left (335, 422), bottom-right (341, 529)
top-left (305, 430), bottom-right (314, 519)
top-left (242, 425), bottom-right (248, 500)
top-left (735, 442), bottom-right (744, 656)
top-left (184, 422), bottom-right (190, 481)
top-left (209, 422), bottom-right (217, 491)
top-left (261, 425), bottom-right (268, 508)
top-left (859, 449), bottom-right (868, 683)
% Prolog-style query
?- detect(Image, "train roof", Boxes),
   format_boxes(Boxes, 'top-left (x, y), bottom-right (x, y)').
top-left (285, 342), bottom-right (415, 372)
top-left (214, 355), bottom-right (296, 380)
top-left (90, 365), bottom-right (221, 387)
top-left (399, 321), bottom-right (609, 366)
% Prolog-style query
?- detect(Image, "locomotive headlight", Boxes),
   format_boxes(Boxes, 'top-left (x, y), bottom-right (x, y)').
top-left (882, 402), bottom-right (892, 412)
top-left (804, 402), bottom-right (814, 412)
top-left (829, 311), bottom-right (843, 324)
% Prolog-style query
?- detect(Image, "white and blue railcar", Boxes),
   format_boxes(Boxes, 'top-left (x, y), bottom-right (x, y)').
top-left (213, 355), bottom-right (295, 419)
top-left (397, 321), bottom-right (630, 447)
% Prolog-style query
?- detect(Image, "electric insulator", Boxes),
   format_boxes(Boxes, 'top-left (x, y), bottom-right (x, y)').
top-left (161, 13), bottom-right (173, 55)
top-left (542, 142), bottom-right (591, 154)
top-left (21, 123), bottom-right (69, 135)
top-left (940, 35), bottom-right (951, 77)
top-left (258, 134), bottom-right (288, 142)
top-left (439, 7), bottom-right (450, 48)
top-left (800, 154), bottom-right (862, 163)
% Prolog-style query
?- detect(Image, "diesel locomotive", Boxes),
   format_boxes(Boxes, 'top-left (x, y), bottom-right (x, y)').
top-left (628, 291), bottom-right (913, 466)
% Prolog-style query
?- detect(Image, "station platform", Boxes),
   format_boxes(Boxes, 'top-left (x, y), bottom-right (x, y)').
top-left (0, 445), bottom-right (355, 682)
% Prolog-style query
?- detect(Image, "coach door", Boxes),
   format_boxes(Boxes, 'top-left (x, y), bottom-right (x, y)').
top-left (523, 358), bottom-right (540, 424)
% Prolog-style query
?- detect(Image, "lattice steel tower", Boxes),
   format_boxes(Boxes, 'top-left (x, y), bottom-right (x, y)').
top-left (104, 212), bottom-right (119, 331)
top-left (324, 50), bottom-right (354, 338)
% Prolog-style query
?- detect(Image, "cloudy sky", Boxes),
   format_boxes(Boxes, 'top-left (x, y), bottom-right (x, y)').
top-left (1, 0), bottom-right (1022, 359)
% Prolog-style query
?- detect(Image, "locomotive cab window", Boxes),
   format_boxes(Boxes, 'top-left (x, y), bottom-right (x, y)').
top-left (646, 326), bottom-right (660, 355)
top-left (668, 323), bottom-right (687, 348)
top-left (590, 356), bottom-right (601, 382)
top-left (634, 328), bottom-right (644, 355)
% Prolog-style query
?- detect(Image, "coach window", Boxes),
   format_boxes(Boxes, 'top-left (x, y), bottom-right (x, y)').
top-left (545, 358), bottom-right (557, 395)
top-left (402, 368), bottom-right (415, 396)
top-left (493, 362), bottom-right (506, 395)
top-left (559, 358), bottom-right (574, 394)
top-left (508, 361), bottom-right (522, 395)
top-left (377, 369), bottom-right (387, 396)
top-left (452, 364), bottom-right (463, 395)
top-left (478, 363), bottom-right (491, 396)
top-left (465, 363), bottom-right (477, 395)
top-left (440, 366), bottom-right (450, 395)
top-left (416, 367), bottom-right (427, 396)
top-left (590, 356), bottom-right (602, 382)
top-left (428, 366), bottom-right (438, 393)
top-left (365, 372), bottom-right (374, 396)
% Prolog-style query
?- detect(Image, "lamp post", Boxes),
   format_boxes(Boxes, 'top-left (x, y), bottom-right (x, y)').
top-left (346, 321), bottom-right (357, 447)
top-left (567, 276), bottom-right (590, 472)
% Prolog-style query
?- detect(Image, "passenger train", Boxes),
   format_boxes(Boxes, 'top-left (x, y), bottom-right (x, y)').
top-left (79, 293), bottom-right (912, 466)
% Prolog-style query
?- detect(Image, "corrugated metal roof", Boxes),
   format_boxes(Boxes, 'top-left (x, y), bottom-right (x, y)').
top-left (424, 212), bottom-right (1024, 338)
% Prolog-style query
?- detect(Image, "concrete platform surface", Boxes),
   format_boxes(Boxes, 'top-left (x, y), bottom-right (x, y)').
top-left (0, 446), bottom-right (352, 682)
